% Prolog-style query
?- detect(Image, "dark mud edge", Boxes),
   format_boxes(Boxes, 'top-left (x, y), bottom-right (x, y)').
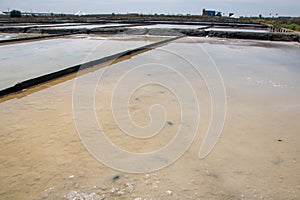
top-left (0, 33), bottom-right (71, 44)
top-left (0, 36), bottom-right (183, 97)
top-left (188, 30), bottom-right (300, 42)
top-left (125, 28), bottom-right (299, 42)
top-left (1, 26), bottom-right (299, 42)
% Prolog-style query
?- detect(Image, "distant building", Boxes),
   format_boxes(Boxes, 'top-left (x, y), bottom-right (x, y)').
top-left (74, 11), bottom-right (86, 16)
top-left (216, 12), bottom-right (222, 17)
top-left (229, 14), bottom-right (239, 18)
top-left (202, 9), bottom-right (216, 17)
top-left (2, 11), bottom-right (53, 16)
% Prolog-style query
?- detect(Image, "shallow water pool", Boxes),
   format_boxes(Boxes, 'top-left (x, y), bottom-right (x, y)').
top-left (0, 37), bottom-right (299, 199)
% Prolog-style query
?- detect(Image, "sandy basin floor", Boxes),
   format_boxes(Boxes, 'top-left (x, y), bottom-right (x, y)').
top-left (0, 37), bottom-right (300, 199)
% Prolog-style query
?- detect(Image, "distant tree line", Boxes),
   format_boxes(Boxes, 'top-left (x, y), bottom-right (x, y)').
top-left (10, 10), bottom-right (22, 18)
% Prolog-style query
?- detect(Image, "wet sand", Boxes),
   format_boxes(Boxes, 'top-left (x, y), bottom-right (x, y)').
top-left (0, 33), bottom-right (51, 41)
top-left (0, 37), bottom-right (299, 199)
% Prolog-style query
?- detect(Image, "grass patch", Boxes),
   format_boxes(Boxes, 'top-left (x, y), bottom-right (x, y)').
top-left (253, 17), bottom-right (300, 31)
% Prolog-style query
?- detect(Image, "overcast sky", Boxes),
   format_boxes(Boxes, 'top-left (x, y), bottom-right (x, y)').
top-left (0, 0), bottom-right (299, 17)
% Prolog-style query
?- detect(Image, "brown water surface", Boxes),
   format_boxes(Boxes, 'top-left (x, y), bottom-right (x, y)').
top-left (0, 37), bottom-right (299, 199)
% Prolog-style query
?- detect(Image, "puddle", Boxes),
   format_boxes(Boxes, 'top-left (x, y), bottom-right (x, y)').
top-left (0, 37), bottom-right (299, 199)
top-left (0, 23), bottom-right (88, 29)
top-left (205, 27), bottom-right (270, 33)
top-left (45, 23), bottom-right (131, 29)
top-left (0, 34), bottom-right (169, 90)
top-left (130, 24), bottom-right (207, 29)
